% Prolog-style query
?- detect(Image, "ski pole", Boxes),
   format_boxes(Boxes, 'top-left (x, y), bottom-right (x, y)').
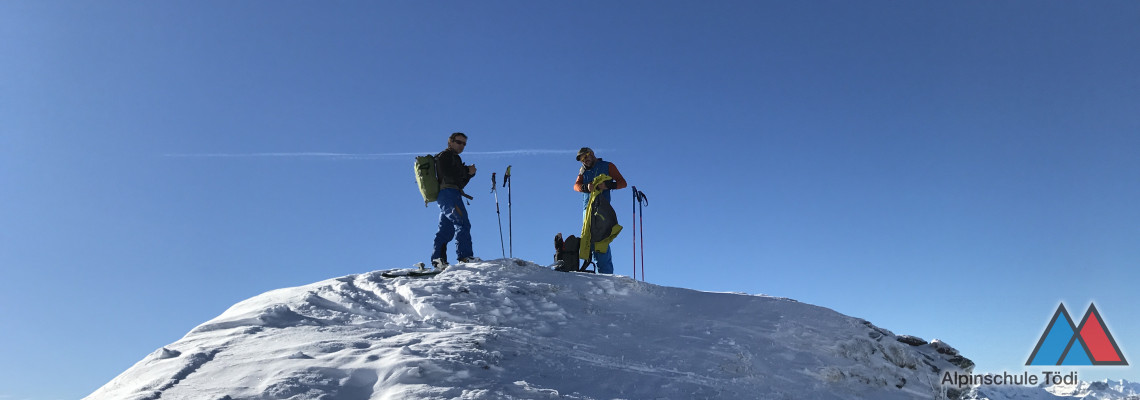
top-left (632, 187), bottom-right (637, 279)
top-left (639, 191), bottom-right (646, 281)
top-left (634, 187), bottom-right (648, 281)
top-left (504, 165), bottom-right (512, 258)
top-left (492, 172), bottom-right (505, 259)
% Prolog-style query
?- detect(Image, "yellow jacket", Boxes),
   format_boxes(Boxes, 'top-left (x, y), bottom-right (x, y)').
top-left (580, 174), bottom-right (623, 260)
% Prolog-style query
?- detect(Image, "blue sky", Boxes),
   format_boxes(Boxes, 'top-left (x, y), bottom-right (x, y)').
top-left (2, 1), bottom-right (1139, 398)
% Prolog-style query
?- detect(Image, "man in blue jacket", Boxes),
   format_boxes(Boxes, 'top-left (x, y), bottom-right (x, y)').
top-left (574, 147), bottom-right (627, 274)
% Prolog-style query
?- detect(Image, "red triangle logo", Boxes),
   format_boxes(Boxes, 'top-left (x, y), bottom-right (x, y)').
top-left (1076, 303), bottom-right (1128, 365)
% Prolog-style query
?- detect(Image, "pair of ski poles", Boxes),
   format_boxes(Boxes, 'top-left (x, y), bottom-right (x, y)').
top-left (491, 166), bottom-right (513, 259)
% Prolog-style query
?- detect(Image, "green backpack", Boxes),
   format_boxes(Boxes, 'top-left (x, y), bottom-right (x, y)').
top-left (415, 154), bottom-right (439, 206)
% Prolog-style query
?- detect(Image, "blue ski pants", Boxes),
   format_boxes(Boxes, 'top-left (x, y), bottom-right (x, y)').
top-left (592, 245), bottom-right (614, 275)
top-left (432, 188), bottom-right (473, 262)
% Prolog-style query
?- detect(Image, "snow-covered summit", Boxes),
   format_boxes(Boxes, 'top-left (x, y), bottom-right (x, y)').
top-left (86, 259), bottom-right (973, 399)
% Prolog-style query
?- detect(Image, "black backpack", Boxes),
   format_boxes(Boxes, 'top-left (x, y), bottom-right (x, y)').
top-left (553, 233), bottom-right (584, 272)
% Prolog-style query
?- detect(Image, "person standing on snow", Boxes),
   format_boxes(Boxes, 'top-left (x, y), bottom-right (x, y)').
top-left (574, 147), bottom-right (627, 274)
top-left (432, 132), bottom-right (478, 270)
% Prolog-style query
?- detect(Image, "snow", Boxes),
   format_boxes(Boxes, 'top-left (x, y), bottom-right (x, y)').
top-left (86, 259), bottom-right (985, 399)
top-left (970, 379), bottom-right (1140, 400)
top-left (1047, 380), bottom-right (1140, 398)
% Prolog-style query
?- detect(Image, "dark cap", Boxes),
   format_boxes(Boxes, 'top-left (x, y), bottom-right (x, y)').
top-left (576, 147), bottom-right (594, 161)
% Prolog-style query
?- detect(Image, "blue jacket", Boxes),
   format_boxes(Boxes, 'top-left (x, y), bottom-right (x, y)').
top-left (574, 159), bottom-right (627, 208)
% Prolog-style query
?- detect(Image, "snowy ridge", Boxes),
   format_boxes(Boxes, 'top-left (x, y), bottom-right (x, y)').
top-left (972, 379), bottom-right (1140, 400)
top-left (1047, 379), bottom-right (1140, 398)
top-left (86, 259), bottom-right (974, 400)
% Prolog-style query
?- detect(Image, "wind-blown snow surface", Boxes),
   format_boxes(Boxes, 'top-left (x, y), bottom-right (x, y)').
top-left (87, 259), bottom-right (974, 400)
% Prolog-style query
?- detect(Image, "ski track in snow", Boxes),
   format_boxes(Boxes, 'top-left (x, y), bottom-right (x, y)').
top-left (136, 348), bottom-right (223, 400)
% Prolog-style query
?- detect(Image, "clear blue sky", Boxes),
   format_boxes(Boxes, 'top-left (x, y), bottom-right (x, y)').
top-left (2, 1), bottom-right (1138, 399)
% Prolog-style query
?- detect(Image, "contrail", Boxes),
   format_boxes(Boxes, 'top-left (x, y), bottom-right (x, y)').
top-left (163, 149), bottom-right (582, 160)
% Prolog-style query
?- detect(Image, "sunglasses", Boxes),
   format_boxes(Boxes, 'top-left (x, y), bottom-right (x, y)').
top-left (452, 139), bottom-right (466, 146)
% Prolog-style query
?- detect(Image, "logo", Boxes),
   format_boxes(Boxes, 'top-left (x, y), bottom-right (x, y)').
top-left (1026, 302), bottom-right (1128, 366)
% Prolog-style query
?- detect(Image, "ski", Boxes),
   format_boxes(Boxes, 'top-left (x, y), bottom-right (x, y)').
top-left (380, 262), bottom-right (445, 278)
